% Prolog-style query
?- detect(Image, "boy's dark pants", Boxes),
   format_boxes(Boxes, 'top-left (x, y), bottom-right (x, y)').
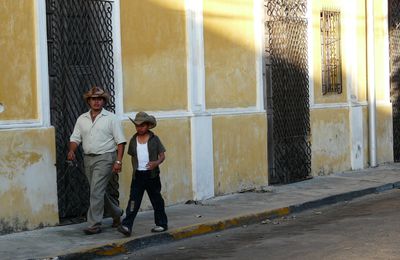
top-left (122, 170), bottom-right (168, 231)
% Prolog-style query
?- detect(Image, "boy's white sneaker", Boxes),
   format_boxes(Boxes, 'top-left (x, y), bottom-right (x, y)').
top-left (151, 226), bottom-right (167, 232)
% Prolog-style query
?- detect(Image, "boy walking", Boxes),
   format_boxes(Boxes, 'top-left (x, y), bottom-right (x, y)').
top-left (118, 111), bottom-right (168, 236)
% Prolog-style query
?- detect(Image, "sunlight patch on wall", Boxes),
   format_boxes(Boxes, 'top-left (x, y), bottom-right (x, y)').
top-left (203, 0), bottom-right (255, 51)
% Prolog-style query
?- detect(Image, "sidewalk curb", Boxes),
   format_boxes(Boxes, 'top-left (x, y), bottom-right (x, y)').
top-left (54, 181), bottom-right (400, 260)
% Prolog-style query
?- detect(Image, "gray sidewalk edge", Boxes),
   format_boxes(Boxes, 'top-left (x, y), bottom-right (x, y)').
top-left (45, 181), bottom-right (400, 260)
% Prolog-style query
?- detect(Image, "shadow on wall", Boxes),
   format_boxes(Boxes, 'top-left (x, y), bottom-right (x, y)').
top-left (140, 0), bottom-right (312, 186)
top-left (123, 0), bottom-right (257, 110)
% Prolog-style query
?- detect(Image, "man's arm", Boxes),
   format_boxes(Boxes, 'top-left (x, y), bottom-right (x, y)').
top-left (67, 142), bottom-right (79, 161)
top-left (68, 117), bottom-right (82, 161)
top-left (112, 143), bottom-right (126, 173)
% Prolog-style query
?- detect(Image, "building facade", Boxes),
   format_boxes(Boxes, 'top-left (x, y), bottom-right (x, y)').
top-left (0, 0), bottom-right (396, 233)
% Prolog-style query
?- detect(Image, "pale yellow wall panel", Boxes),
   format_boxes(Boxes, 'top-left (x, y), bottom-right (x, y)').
top-left (213, 114), bottom-right (268, 195)
top-left (376, 104), bottom-right (393, 163)
top-left (0, 128), bottom-right (58, 232)
top-left (356, 0), bottom-right (367, 102)
top-left (0, 1), bottom-right (37, 120)
top-left (313, 0), bottom-right (368, 103)
top-left (120, 0), bottom-right (187, 112)
top-left (203, 0), bottom-right (257, 108)
top-left (374, 0), bottom-right (390, 101)
top-left (120, 118), bottom-right (192, 209)
top-left (311, 109), bottom-right (351, 175)
top-left (312, 0), bottom-right (347, 104)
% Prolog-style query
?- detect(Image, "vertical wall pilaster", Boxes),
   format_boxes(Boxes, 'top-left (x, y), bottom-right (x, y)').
top-left (112, 0), bottom-right (124, 116)
top-left (36, 0), bottom-right (51, 127)
top-left (190, 116), bottom-right (214, 200)
top-left (186, 0), bottom-right (214, 200)
top-left (350, 106), bottom-right (364, 169)
top-left (347, 0), bottom-right (364, 169)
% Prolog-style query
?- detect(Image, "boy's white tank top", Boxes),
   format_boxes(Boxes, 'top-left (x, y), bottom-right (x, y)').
top-left (137, 139), bottom-right (149, 170)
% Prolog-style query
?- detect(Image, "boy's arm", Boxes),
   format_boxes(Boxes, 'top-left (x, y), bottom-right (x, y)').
top-left (146, 152), bottom-right (165, 170)
top-left (157, 152), bottom-right (165, 165)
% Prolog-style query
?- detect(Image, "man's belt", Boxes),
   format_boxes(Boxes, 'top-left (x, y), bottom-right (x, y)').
top-left (85, 153), bottom-right (101, 157)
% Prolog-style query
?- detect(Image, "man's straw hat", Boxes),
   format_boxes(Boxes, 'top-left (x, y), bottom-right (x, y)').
top-left (83, 86), bottom-right (110, 103)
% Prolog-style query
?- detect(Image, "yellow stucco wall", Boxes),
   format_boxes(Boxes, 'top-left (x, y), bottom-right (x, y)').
top-left (0, 1), bottom-right (37, 121)
top-left (310, 0), bottom-right (394, 172)
top-left (311, 109), bottom-right (351, 176)
top-left (356, 0), bottom-right (367, 102)
top-left (120, 0), bottom-right (187, 112)
top-left (376, 104), bottom-right (394, 163)
top-left (0, 128), bottom-right (58, 233)
top-left (374, 0), bottom-right (390, 101)
top-left (213, 114), bottom-right (268, 195)
top-left (120, 118), bottom-right (192, 209)
top-left (203, 0), bottom-right (257, 109)
top-left (373, 2), bottom-right (393, 164)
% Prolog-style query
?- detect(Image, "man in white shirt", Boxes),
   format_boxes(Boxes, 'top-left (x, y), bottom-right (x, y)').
top-left (67, 86), bottom-right (127, 235)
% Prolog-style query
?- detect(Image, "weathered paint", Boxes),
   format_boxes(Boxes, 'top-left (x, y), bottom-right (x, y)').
top-left (0, 0), bottom-right (395, 236)
top-left (119, 118), bottom-right (192, 209)
top-left (171, 207), bottom-right (290, 240)
top-left (120, 0), bottom-right (187, 112)
top-left (0, 128), bottom-right (58, 234)
top-left (90, 245), bottom-right (127, 256)
top-left (203, 0), bottom-right (257, 108)
top-left (311, 109), bottom-right (351, 176)
top-left (311, 0), bottom-right (394, 173)
top-left (212, 114), bottom-right (268, 195)
top-left (0, 0), bottom-right (37, 120)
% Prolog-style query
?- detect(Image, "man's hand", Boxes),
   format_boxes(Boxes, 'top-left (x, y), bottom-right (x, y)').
top-left (67, 142), bottom-right (78, 161)
top-left (112, 162), bottom-right (122, 174)
top-left (67, 150), bottom-right (75, 161)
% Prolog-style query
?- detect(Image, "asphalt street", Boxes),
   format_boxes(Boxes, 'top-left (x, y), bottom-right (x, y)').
top-left (104, 189), bottom-right (400, 260)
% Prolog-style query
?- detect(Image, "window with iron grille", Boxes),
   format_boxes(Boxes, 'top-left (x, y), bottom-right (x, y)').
top-left (320, 10), bottom-right (342, 95)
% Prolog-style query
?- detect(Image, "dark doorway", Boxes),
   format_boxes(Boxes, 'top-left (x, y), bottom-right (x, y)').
top-left (264, 0), bottom-right (312, 184)
top-left (389, 0), bottom-right (400, 162)
top-left (46, 0), bottom-right (117, 222)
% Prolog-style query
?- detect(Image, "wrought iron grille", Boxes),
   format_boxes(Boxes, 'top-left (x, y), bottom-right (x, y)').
top-left (320, 10), bottom-right (342, 95)
top-left (264, 0), bottom-right (311, 184)
top-left (389, 0), bottom-right (400, 162)
top-left (46, 0), bottom-right (117, 222)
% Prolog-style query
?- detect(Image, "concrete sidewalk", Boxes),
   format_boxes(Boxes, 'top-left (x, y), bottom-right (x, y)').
top-left (1, 164), bottom-right (400, 260)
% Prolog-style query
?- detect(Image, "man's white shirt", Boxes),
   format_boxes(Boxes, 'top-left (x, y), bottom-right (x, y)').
top-left (70, 108), bottom-right (127, 154)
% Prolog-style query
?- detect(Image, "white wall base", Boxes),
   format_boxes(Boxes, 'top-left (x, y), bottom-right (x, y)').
top-left (190, 114), bottom-right (214, 200)
top-left (350, 105), bottom-right (364, 170)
